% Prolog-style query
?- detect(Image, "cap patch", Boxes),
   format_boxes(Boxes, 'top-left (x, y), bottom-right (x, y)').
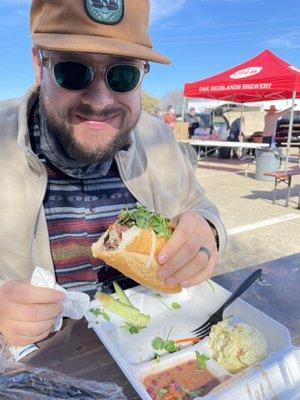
top-left (85, 0), bottom-right (124, 25)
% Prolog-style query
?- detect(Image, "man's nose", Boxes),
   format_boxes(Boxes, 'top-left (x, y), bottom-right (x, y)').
top-left (80, 75), bottom-right (115, 109)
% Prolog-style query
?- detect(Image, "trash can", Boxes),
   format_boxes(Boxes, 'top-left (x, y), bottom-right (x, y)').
top-left (255, 148), bottom-right (281, 181)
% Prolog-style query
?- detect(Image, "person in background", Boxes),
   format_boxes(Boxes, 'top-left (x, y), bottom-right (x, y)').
top-left (0, 0), bottom-right (226, 346)
top-left (184, 107), bottom-right (199, 138)
top-left (262, 105), bottom-right (293, 146)
top-left (229, 117), bottom-right (244, 159)
top-left (152, 106), bottom-right (163, 120)
top-left (163, 105), bottom-right (177, 130)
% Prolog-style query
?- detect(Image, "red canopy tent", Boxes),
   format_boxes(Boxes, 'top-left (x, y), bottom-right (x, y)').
top-left (183, 49), bottom-right (300, 165)
top-left (184, 49), bottom-right (300, 102)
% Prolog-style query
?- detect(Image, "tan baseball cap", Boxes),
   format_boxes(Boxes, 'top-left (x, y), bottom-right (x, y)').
top-left (30, 0), bottom-right (171, 64)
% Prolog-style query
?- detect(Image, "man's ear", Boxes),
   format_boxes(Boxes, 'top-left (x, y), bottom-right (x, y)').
top-left (32, 47), bottom-right (42, 85)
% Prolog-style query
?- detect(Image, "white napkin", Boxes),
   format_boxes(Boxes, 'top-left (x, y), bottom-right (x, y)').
top-left (31, 267), bottom-right (90, 331)
top-left (9, 267), bottom-right (90, 361)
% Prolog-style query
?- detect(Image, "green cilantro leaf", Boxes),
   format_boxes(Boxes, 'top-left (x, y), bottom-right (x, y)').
top-left (157, 388), bottom-right (168, 396)
top-left (164, 339), bottom-right (180, 353)
top-left (195, 351), bottom-right (210, 370)
top-left (121, 322), bottom-right (144, 334)
top-left (90, 307), bottom-right (110, 321)
top-left (152, 336), bottom-right (165, 351)
top-left (182, 387), bottom-right (204, 398)
top-left (171, 302), bottom-right (181, 310)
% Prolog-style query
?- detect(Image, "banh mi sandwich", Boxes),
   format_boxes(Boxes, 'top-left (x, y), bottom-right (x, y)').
top-left (92, 205), bottom-right (181, 294)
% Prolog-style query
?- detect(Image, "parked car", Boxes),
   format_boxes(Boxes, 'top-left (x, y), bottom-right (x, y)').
top-left (194, 110), bottom-right (230, 140)
top-left (275, 110), bottom-right (300, 146)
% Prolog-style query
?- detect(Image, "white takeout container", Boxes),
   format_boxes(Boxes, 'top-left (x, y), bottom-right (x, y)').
top-left (86, 280), bottom-right (300, 399)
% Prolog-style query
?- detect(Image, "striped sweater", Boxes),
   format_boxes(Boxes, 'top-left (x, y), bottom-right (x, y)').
top-left (29, 107), bottom-right (137, 297)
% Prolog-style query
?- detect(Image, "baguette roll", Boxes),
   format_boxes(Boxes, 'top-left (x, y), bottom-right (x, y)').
top-left (92, 225), bottom-right (181, 294)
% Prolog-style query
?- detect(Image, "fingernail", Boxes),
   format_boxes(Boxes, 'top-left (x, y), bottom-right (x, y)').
top-left (158, 253), bottom-right (168, 264)
top-left (157, 269), bottom-right (169, 280)
top-left (56, 291), bottom-right (65, 301)
top-left (166, 277), bottom-right (177, 285)
top-left (181, 281), bottom-right (190, 287)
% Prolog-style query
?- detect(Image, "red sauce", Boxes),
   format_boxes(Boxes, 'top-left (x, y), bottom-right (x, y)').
top-left (143, 359), bottom-right (220, 399)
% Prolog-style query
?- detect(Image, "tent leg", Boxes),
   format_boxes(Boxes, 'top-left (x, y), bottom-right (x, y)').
top-left (285, 90), bottom-right (296, 172)
top-left (179, 97), bottom-right (187, 141)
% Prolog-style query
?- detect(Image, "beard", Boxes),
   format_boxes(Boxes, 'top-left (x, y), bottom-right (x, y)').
top-left (38, 92), bottom-right (141, 165)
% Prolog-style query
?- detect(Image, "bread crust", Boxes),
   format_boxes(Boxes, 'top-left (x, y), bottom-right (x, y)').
top-left (92, 227), bottom-right (181, 294)
top-left (124, 228), bottom-right (166, 256)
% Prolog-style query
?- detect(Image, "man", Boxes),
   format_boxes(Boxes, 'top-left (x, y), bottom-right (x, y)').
top-left (163, 105), bottom-right (177, 130)
top-left (262, 105), bottom-right (293, 145)
top-left (0, 0), bottom-right (226, 347)
top-left (229, 117), bottom-right (244, 159)
top-left (184, 107), bottom-right (199, 138)
top-left (152, 106), bottom-right (163, 120)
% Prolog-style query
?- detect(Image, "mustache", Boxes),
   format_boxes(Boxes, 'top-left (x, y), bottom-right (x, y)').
top-left (71, 104), bottom-right (127, 120)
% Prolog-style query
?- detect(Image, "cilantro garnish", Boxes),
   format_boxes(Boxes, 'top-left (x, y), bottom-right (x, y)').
top-left (118, 204), bottom-right (173, 239)
top-left (195, 350), bottom-right (210, 370)
top-left (151, 327), bottom-right (180, 358)
top-left (152, 336), bottom-right (165, 351)
top-left (182, 386), bottom-right (204, 398)
top-left (90, 307), bottom-right (110, 321)
top-left (157, 388), bottom-right (168, 396)
top-left (121, 322), bottom-right (145, 335)
top-left (171, 302), bottom-right (181, 310)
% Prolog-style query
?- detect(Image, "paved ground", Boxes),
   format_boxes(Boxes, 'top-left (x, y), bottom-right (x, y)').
top-left (194, 155), bottom-right (300, 275)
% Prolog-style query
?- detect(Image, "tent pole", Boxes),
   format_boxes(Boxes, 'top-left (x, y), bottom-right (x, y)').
top-left (285, 90), bottom-right (296, 172)
top-left (239, 103), bottom-right (244, 137)
top-left (180, 97), bottom-right (187, 141)
top-left (239, 102), bottom-right (244, 157)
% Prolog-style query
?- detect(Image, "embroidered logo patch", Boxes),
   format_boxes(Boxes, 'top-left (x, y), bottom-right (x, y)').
top-left (85, 0), bottom-right (124, 25)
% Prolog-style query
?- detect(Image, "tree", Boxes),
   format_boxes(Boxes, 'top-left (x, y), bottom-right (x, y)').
top-left (142, 91), bottom-right (160, 113)
top-left (160, 89), bottom-right (184, 114)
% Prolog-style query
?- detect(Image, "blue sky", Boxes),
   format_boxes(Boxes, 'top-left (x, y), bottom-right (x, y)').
top-left (1, 0), bottom-right (300, 100)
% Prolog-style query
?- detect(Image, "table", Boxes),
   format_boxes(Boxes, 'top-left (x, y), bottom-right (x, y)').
top-left (264, 168), bottom-right (300, 208)
top-left (23, 253), bottom-right (300, 399)
top-left (180, 139), bottom-right (269, 164)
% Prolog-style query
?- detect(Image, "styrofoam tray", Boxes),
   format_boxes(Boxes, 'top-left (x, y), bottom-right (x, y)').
top-left (85, 280), bottom-right (300, 399)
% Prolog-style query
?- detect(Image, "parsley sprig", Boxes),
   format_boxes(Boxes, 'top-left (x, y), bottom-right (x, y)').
top-left (118, 204), bottom-right (174, 239)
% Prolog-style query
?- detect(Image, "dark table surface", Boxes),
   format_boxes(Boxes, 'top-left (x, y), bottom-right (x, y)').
top-left (24, 253), bottom-right (300, 399)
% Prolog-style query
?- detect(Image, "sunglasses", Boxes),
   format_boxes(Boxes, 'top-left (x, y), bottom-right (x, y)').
top-left (39, 50), bottom-right (150, 93)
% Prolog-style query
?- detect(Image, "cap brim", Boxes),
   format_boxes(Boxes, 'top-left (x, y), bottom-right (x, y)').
top-left (32, 33), bottom-right (171, 65)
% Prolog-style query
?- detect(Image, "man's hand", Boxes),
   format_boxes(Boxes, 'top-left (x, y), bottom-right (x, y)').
top-left (0, 281), bottom-right (64, 347)
top-left (157, 211), bottom-right (218, 288)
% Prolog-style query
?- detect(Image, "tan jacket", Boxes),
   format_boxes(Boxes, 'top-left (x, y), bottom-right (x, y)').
top-left (0, 86), bottom-right (226, 287)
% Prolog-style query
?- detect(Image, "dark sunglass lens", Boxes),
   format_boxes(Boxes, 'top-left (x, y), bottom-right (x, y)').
top-left (54, 61), bottom-right (93, 90)
top-left (107, 65), bottom-right (141, 93)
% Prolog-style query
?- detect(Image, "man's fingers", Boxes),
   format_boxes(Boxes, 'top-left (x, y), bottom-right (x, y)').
top-left (6, 302), bottom-right (63, 323)
top-left (157, 222), bottom-right (203, 280)
top-left (3, 281), bottom-right (64, 305)
top-left (157, 211), bottom-right (199, 265)
top-left (180, 261), bottom-right (216, 288)
top-left (164, 251), bottom-right (210, 286)
top-left (6, 329), bottom-right (53, 347)
top-left (1, 318), bottom-right (56, 338)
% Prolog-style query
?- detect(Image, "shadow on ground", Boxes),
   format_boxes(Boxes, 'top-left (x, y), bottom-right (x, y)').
top-left (242, 185), bottom-right (300, 205)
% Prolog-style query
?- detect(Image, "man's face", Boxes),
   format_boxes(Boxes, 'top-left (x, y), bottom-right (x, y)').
top-left (33, 49), bottom-right (144, 164)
